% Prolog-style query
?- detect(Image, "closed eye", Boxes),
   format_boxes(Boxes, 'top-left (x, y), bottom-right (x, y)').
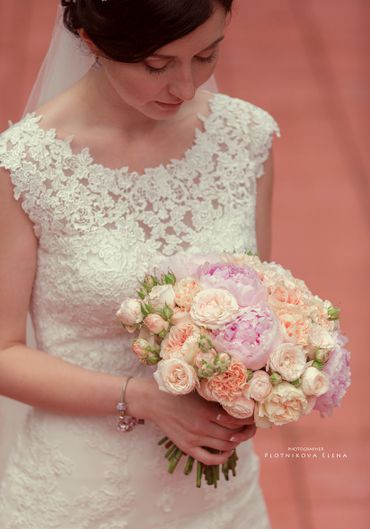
top-left (144, 51), bottom-right (218, 75)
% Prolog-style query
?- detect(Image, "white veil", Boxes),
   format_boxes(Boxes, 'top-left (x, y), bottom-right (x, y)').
top-left (0, 4), bottom-right (218, 476)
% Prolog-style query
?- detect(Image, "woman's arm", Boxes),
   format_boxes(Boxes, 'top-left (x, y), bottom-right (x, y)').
top-left (0, 167), bottom-right (129, 417)
top-left (0, 167), bottom-right (255, 465)
top-left (255, 149), bottom-right (274, 262)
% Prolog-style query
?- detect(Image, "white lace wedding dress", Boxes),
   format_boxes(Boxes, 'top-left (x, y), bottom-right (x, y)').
top-left (0, 93), bottom-right (279, 529)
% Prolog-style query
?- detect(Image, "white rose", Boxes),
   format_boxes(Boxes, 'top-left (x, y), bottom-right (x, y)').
top-left (148, 285), bottom-right (176, 310)
top-left (190, 288), bottom-right (239, 330)
top-left (258, 382), bottom-right (308, 425)
top-left (301, 366), bottom-right (330, 397)
top-left (222, 395), bottom-right (255, 419)
top-left (116, 298), bottom-right (143, 328)
top-left (309, 324), bottom-right (335, 350)
top-left (248, 370), bottom-right (273, 402)
top-left (269, 343), bottom-right (307, 382)
top-left (153, 358), bottom-right (197, 395)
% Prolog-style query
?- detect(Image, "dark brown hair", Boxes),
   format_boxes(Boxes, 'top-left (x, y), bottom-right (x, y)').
top-left (61, 0), bottom-right (234, 62)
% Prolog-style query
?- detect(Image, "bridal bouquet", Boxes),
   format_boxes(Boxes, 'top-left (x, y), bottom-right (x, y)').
top-left (117, 252), bottom-right (351, 487)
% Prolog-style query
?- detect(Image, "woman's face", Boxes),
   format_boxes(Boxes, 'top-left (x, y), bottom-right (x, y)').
top-left (95, 4), bottom-right (227, 120)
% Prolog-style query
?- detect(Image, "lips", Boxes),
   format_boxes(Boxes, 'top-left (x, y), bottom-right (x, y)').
top-left (156, 100), bottom-right (183, 107)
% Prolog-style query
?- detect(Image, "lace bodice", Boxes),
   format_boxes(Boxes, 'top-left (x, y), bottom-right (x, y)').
top-left (0, 93), bottom-right (279, 374)
top-left (0, 93), bottom-right (278, 529)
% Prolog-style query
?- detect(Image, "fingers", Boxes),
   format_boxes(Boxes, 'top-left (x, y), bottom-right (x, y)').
top-left (212, 412), bottom-right (255, 428)
top-left (191, 446), bottom-right (234, 466)
top-left (227, 424), bottom-right (257, 443)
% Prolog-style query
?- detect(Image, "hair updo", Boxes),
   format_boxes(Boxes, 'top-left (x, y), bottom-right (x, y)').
top-left (61, 0), bottom-right (234, 62)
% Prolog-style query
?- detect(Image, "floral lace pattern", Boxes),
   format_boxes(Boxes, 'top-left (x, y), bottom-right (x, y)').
top-left (0, 93), bottom-right (278, 528)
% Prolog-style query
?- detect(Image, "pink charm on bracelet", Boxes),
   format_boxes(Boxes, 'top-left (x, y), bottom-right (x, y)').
top-left (116, 376), bottom-right (144, 432)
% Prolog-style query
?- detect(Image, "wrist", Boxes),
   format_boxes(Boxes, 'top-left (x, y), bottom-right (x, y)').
top-left (124, 376), bottom-right (155, 420)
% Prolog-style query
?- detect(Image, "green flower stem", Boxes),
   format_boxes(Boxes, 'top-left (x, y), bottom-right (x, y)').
top-left (168, 449), bottom-right (183, 474)
top-left (165, 444), bottom-right (177, 460)
top-left (222, 461), bottom-right (229, 481)
top-left (196, 461), bottom-right (203, 488)
top-left (212, 465), bottom-right (218, 487)
top-left (184, 456), bottom-right (195, 475)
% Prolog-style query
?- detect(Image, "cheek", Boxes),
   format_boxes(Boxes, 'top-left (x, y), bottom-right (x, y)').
top-left (105, 63), bottom-right (163, 103)
top-left (194, 62), bottom-right (218, 87)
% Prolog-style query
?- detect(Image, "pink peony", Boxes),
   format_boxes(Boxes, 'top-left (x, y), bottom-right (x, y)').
top-left (212, 305), bottom-right (282, 370)
top-left (197, 262), bottom-right (267, 307)
top-left (314, 333), bottom-right (351, 417)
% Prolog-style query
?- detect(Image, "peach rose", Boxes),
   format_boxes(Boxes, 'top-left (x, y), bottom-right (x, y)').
top-left (144, 314), bottom-right (169, 335)
top-left (190, 288), bottom-right (239, 330)
top-left (248, 370), bottom-right (272, 402)
top-left (116, 298), bottom-right (143, 330)
top-left (276, 306), bottom-right (311, 345)
top-left (153, 358), bottom-right (197, 395)
top-left (301, 366), bottom-right (330, 397)
top-left (268, 343), bottom-right (307, 382)
top-left (197, 378), bottom-right (218, 402)
top-left (258, 382), bottom-right (308, 425)
top-left (147, 285), bottom-right (176, 310)
top-left (160, 323), bottom-right (201, 363)
top-left (222, 395), bottom-right (255, 419)
top-left (174, 278), bottom-right (201, 310)
top-left (205, 361), bottom-right (248, 403)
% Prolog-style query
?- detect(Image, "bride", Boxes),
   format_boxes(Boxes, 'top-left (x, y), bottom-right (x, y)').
top-left (0, 1), bottom-right (279, 527)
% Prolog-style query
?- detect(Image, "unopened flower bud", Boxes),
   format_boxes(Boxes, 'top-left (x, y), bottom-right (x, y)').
top-left (270, 372), bottom-right (283, 385)
top-left (327, 305), bottom-right (340, 320)
top-left (315, 349), bottom-right (330, 364)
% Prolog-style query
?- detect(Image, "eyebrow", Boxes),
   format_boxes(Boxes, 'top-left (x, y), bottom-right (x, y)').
top-left (149, 36), bottom-right (225, 59)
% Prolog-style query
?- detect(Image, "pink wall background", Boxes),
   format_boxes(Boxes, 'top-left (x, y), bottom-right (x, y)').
top-left (0, 1), bottom-right (369, 528)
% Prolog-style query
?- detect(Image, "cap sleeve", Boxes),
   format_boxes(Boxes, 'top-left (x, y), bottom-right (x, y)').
top-left (243, 103), bottom-right (280, 179)
top-left (0, 115), bottom-right (46, 237)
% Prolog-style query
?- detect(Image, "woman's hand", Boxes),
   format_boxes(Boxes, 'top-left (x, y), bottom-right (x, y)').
top-left (128, 377), bottom-right (256, 465)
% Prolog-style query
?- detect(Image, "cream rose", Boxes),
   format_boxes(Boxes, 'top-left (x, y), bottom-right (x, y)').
top-left (153, 358), bottom-right (197, 395)
top-left (222, 395), bottom-right (255, 419)
top-left (248, 370), bottom-right (272, 402)
top-left (301, 366), bottom-right (330, 397)
top-left (144, 314), bottom-right (169, 334)
top-left (258, 382), bottom-right (308, 425)
top-left (148, 285), bottom-right (176, 310)
top-left (174, 278), bottom-right (201, 310)
top-left (190, 288), bottom-right (239, 330)
top-left (308, 324), bottom-right (335, 350)
top-left (254, 403), bottom-right (273, 428)
top-left (268, 343), bottom-right (307, 382)
top-left (116, 298), bottom-right (143, 329)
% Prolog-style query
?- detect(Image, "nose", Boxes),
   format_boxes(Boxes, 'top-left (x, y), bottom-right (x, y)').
top-left (168, 65), bottom-right (197, 101)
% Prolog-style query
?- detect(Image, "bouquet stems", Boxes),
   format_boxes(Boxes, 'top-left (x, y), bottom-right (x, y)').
top-left (158, 436), bottom-right (238, 488)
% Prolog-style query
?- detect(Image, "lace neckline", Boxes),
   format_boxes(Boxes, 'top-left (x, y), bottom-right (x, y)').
top-left (23, 92), bottom-right (223, 178)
